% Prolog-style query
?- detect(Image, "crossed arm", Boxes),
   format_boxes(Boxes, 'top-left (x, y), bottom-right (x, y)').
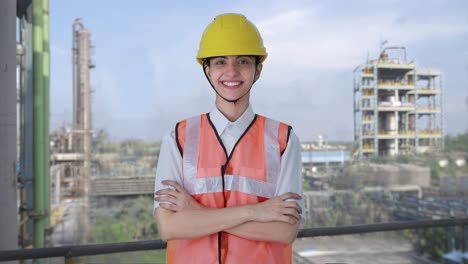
top-left (153, 180), bottom-right (302, 244)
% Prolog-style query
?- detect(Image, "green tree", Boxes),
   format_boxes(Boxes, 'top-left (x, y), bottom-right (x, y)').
top-left (91, 196), bottom-right (166, 263)
top-left (413, 227), bottom-right (447, 262)
top-left (445, 132), bottom-right (468, 152)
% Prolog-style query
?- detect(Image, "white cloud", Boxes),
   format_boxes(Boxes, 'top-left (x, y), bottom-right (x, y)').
top-left (257, 9), bottom-right (468, 74)
top-left (257, 10), bottom-right (311, 37)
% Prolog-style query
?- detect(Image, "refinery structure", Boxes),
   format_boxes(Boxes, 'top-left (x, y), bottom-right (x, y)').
top-left (14, 12), bottom-right (95, 247)
top-left (50, 19), bottom-right (94, 199)
top-left (353, 46), bottom-right (443, 159)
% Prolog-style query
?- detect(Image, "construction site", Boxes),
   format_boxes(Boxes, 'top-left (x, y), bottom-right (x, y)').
top-left (353, 46), bottom-right (443, 159)
top-left (1, 1), bottom-right (468, 263)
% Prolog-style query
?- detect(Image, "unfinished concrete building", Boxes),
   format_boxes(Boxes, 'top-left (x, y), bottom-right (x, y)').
top-left (354, 46), bottom-right (443, 159)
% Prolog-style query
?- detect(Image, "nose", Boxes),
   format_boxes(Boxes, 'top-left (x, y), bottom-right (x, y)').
top-left (225, 61), bottom-right (240, 77)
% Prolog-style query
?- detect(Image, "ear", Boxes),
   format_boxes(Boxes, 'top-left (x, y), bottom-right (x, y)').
top-left (254, 63), bottom-right (263, 81)
top-left (204, 65), bottom-right (211, 78)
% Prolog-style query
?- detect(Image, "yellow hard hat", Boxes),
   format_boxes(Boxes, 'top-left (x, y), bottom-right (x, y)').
top-left (196, 13), bottom-right (267, 65)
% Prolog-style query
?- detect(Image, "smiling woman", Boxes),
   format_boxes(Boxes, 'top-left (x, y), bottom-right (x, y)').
top-left (153, 13), bottom-right (304, 264)
top-left (203, 55), bottom-right (262, 113)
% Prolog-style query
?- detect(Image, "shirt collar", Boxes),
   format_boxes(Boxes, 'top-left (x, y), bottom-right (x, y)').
top-left (209, 105), bottom-right (255, 135)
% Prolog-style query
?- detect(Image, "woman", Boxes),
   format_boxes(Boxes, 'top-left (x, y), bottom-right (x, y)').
top-left (153, 13), bottom-right (303, 264)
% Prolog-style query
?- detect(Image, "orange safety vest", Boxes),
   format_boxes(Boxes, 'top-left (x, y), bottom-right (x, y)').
top-left (167, 113), bottom-right (292, 264)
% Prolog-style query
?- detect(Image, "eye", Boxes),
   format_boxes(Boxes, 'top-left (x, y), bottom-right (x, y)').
top-left (238, 58), bottom-right (252, 65)
top-left (212, 58), bottom-right (226, 65)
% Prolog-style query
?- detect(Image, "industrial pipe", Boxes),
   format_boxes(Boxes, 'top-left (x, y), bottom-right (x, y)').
top-left (0, 0), bottom-right (19, 258)
top-left (33, 0), bottom-right (46, 250)
top-left (42, 0), bottom-right (51, 231)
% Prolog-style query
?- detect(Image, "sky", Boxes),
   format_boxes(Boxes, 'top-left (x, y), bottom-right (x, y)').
top-left (48, 0), bottom-right (468, 142)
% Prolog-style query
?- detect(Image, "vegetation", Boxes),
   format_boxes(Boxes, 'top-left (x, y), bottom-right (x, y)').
top-left (401, 225), bottom-right (464, 263)
top-left (302, 178), bottom-right (312, 191)
top-left (408, 133), bottom-right (467, 261)
top-left (304, 192), bottom-right (391, 228)
top-left (430, 132), bottom-right (468, 181)
top-left (413, 227), bottom-right (448, 262)
top-left (90, 196), bottom-right (166, 264)
top-left (92, 137), bottom-right (161, 178)
top-left (366, 132), bottom-right (468, 181)
top-left (445, 132), bottom-right (468, 153)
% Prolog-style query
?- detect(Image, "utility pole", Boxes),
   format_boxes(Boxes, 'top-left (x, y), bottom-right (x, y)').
top-left (0, 1), bottom-right (19, 264)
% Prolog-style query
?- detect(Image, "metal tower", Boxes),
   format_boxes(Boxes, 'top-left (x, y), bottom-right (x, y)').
top-left (354, 46), bottom-right (443, 159)
top-left (72, 18), bottom-right (94, 199)
top-left (72, 18), bottom-right (95, 243)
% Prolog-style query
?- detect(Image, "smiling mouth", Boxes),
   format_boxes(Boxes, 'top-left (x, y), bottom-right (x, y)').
top-left (222, 81), bottom-right (242, 88)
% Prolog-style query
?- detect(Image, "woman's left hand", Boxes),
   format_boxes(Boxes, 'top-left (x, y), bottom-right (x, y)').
top-left (154, 180), bottom-right (204, 212)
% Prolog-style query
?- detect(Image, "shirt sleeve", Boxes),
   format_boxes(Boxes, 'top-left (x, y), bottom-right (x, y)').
top-left (274, 129), bottom-right (305, 220)
top-left (153, 129), bottom-right (183, 211)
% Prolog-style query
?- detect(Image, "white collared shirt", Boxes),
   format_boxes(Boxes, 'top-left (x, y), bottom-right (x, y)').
top-left (209, 105), bottom-right (256, 156)
top-left (154, 105), bottom-right (304, 218)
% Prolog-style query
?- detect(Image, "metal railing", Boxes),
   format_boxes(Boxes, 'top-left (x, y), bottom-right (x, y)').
top-left (1, 218), bottom-right (467, 262)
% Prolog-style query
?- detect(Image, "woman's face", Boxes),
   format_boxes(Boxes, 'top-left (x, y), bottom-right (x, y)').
top-left (205, 55), bottom-right (262, 103)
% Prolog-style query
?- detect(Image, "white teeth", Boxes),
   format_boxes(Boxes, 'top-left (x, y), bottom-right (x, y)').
top-left (223, 82), bottom-right (240, 87)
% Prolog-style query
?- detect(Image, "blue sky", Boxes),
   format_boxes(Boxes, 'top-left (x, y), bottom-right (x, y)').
top-left (48, 0), bottom-right (468, 141)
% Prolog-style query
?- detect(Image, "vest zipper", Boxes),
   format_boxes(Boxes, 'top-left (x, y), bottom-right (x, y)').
top-left (206, 113), bottom-right (258, 264)
top-left (218, 164), bottom-right (227, 264)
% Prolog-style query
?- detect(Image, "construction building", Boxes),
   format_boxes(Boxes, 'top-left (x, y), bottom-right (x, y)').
top-left (353, 46), bottom-right (443, 159)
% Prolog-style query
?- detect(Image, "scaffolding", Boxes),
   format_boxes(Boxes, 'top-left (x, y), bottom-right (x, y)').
top-left (354, 46), bottom-right (443, 159)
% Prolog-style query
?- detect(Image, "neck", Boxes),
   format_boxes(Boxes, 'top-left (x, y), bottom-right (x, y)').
top-left (215, 96), bottom-right (249, 122)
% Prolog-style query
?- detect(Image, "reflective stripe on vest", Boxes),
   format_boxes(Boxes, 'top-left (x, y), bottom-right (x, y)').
top-left (167, 113), bottom-right (292, 264)
top-left (183, 115), bottom-right (281, 198)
